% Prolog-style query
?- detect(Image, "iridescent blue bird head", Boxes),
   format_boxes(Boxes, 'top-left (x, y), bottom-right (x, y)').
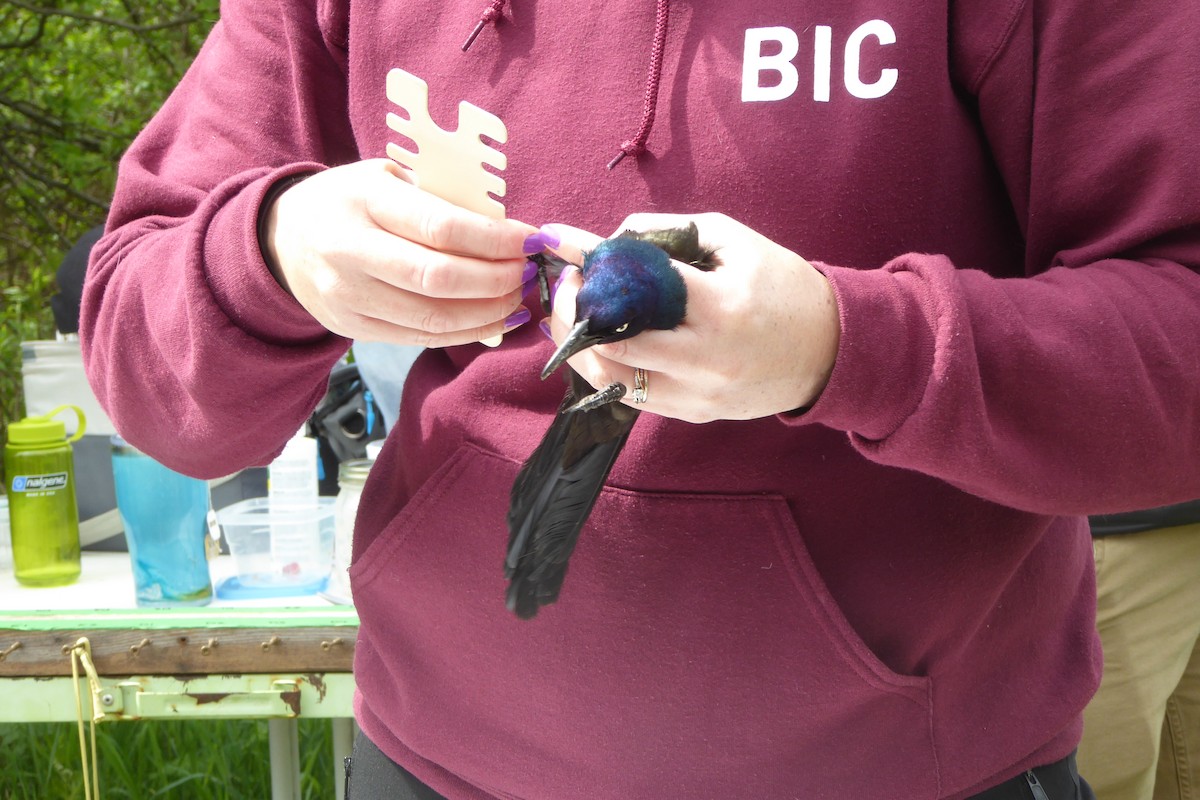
top-left (541, 233), bottom-right (690, 380)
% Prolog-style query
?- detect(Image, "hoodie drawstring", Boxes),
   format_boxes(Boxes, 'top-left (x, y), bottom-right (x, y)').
top-left (607, 0), bottom-right (670, 169)
top-left (462, 0), bottom-right (508, 52)
top-left (461, 0), bottom-right (671, 169)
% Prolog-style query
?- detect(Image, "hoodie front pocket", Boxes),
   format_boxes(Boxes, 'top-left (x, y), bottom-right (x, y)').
top-left (351, 442), bottom-right (940, 800)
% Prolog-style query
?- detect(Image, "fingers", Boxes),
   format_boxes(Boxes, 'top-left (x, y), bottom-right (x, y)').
top-left (342, 299), bottom-right (531, 348)
top-left (265, 159), bottom-right (543, 345)
top-left (321, 271), bottom-right (530, 343)
top-left (286, 160), bottom-right (535, 299)
top-left (350, 226), bottom-right (530, 300)
top-left (367, 160), bottom-right (532, 261)
top-left (536, 223), bottom-right (604, 268)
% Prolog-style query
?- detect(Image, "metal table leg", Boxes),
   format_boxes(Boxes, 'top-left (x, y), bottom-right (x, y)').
top-left (269, 718), bottom-right (302, 800)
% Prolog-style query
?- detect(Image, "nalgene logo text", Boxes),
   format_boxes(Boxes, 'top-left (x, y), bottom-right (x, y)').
top-left (12, 473), bottom-right (69, 492)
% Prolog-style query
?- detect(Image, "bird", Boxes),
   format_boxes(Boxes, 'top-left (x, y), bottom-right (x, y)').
top-left (505, 223), bottom-right (718, 619)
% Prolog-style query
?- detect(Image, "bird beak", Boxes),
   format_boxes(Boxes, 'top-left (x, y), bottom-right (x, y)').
top-left (541, 319), bottom-right (600, 380)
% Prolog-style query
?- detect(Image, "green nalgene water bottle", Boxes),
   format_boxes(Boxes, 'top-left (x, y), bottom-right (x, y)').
top-left (4, 404), bottom-right (86, 586)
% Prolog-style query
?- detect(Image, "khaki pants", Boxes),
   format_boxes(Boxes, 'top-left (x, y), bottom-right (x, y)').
top-left (1079, 523), bottom-right (1200, 800)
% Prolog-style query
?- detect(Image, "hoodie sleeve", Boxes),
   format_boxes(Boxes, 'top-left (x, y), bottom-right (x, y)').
top-left (800, 0), bottom-right (1200, 516)
top-left (80, 0), bottom-right (356, 478)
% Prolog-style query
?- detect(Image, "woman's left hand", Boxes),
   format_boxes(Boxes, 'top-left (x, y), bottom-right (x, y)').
top-left (541, 212), bottom-right (841, 423)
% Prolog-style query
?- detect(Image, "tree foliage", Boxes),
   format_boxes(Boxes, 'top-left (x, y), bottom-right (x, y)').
top-left (0, 0), bottom-right (218, 453)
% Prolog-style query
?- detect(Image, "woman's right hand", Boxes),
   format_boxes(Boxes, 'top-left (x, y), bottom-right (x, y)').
top-left (263, 158), bottom-right (537, 346)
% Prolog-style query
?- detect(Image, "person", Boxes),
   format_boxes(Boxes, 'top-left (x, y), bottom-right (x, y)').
top-left (1078, 504), bottom-right (1200, 800)
top-left (50, 223), bottom-right (105, 336)
top-left (78, 2), bottom-right (1200, 798)
top-left (350, 340), bottom-right (424, 434)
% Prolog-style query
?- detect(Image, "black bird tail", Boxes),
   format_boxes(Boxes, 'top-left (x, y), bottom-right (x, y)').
top-left (505, 370), bottom-right (638, 619)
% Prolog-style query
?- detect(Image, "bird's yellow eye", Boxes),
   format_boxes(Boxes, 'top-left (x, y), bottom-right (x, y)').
top-left (614, 323), bottom-right (629, 333)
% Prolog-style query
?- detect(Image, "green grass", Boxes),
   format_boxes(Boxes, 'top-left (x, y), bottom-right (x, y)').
top-left (0, 719), bottom-right (335, 799)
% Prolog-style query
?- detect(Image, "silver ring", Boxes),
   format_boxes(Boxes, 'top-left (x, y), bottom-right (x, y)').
top-left (632, 368), bottom-right (649, 404)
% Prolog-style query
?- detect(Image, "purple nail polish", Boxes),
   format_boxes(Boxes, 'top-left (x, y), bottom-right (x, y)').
top-left (505, 307), bottom-right (531, 329)
top-left (538, 320), bottom-right (553, 341)
top-left (522, 277), bottom-right (540, 300)
top-left (551, 272), bottom-right (565, 304)
top-left (522, 233), bottom-right (548, 255)
top-left (521, 260), bottom-right (539, 283)
top-left (538, 225), bottom-right (562, 249)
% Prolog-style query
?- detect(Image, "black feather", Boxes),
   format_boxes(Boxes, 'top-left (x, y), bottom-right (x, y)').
top-left (506, 373), bottom-right (636, 618)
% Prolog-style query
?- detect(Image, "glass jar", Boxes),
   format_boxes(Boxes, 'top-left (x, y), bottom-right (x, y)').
top-left (331, 458), bottom-right (372, 602)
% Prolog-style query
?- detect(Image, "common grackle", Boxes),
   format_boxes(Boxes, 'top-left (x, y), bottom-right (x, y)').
top-left (505, 223), bottom-right (718, 618)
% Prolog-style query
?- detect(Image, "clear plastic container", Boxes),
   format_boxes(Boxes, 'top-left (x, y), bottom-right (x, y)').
top-left (216, 497), bottom-right (335, 592)
top-left (268, 431), bottom-right (318, 509)
top-left (267, 430), bottom-right (320, 574)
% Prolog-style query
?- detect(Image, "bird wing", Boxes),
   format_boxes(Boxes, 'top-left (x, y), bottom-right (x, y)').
top-left (620, 222), bottom-right (719, 271)
top-left (505, 370), bottom-right (638, 619)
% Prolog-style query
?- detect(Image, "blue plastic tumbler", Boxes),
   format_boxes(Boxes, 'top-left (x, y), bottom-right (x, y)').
top-left (111, 437), bottom-right (213, 607)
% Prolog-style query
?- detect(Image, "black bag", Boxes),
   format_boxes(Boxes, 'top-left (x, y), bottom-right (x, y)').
top-left (310, 362), bottom-right (385, 495)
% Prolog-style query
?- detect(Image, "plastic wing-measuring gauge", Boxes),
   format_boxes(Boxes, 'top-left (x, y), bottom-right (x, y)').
top-left (385, 68), bottom-right (510, 344)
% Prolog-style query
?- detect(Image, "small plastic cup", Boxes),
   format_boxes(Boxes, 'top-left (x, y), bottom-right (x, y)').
top-left (111, 437), bottom-right (213, 607)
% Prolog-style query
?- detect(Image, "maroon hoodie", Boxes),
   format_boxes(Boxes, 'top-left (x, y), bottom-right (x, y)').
top-left (81, 1), bottom-right (1200, 797)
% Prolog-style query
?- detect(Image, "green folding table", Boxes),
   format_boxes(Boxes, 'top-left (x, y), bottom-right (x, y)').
top-left (0, 552), bottom-right (359, 800)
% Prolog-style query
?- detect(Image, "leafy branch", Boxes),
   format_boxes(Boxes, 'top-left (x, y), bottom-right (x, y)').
top-left (0, 6), bottom-right (46, 48)
top-left (4, 0), bottom-right (202, 34)
top-left (0, 0), bottom-right (220, 469)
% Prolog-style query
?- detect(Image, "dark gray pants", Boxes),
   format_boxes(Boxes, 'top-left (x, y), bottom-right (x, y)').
top-left (345, 731), bottom-right (446, 799)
